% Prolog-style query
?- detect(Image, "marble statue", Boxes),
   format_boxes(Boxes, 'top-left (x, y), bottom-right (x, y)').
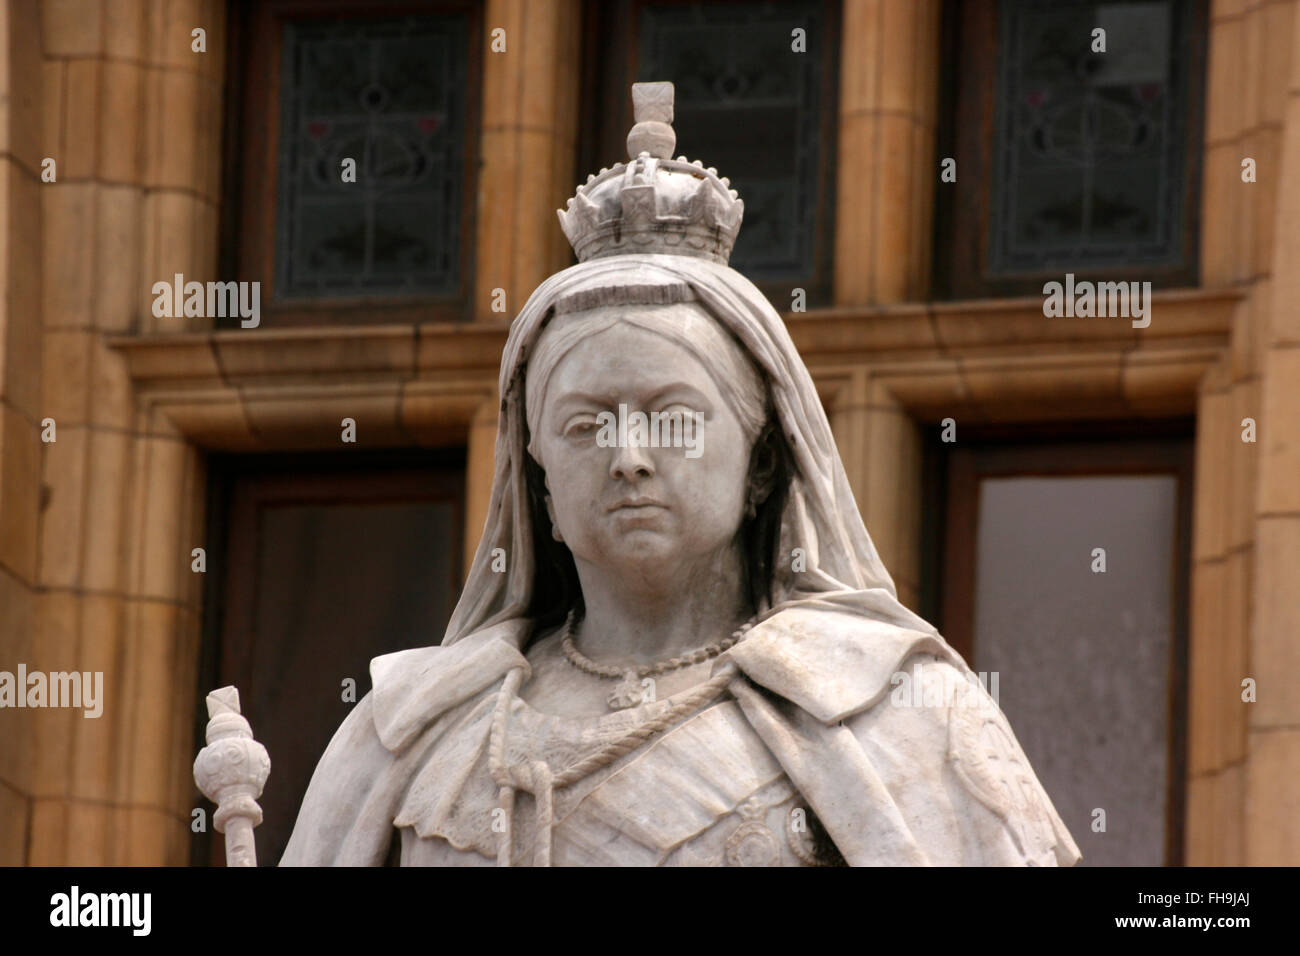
top-left (257, 82), bottom-right (1080, 866)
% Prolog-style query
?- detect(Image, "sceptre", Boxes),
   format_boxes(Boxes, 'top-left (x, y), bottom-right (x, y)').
top-left (193, 686), bottom-right (271, 867)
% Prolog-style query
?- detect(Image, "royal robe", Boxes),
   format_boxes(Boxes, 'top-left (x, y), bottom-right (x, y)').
top-left (281, 603), bottom-right (1081, 867)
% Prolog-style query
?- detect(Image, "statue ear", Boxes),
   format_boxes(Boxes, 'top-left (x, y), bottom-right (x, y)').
top-left (745, 419), bottom-right (782, 516)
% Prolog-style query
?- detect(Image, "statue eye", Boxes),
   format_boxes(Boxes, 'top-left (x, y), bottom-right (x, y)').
top-left (563, 416), bottom-right (600, 440)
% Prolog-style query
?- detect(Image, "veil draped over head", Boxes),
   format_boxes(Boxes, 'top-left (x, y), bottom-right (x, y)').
top-left (442, 252), bottom-right (941, 648)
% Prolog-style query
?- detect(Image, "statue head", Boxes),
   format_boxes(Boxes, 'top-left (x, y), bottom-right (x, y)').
top-left (522, 297), bottom-right (793, 629)
top-left (441, 82), bottom-right (936, 650)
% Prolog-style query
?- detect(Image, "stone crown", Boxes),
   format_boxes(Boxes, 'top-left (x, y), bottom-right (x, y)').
top-left (557, 81), bottom-right (745, 266)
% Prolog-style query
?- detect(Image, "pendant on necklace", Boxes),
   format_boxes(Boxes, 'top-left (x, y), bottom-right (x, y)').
top-left (607, 670), bottom-right (645, 710)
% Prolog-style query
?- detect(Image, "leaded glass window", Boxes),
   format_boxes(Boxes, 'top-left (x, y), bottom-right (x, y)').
top-left (275, 16), bottom-right (469, 298)
top-left (989, 0), bottom-right (1195, 274)
top-left (636, 2), bottom-right (832, 284)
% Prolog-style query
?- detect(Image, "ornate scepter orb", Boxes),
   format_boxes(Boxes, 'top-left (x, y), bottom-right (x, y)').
top-left (193, 686), bottom-right (271, 867)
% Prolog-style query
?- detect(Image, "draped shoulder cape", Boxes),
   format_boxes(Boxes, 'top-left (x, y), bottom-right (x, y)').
top-left (281, 255), bottom-right (1082, 867)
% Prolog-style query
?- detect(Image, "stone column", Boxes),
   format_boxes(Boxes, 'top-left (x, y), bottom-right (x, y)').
top-left (20, 0), bottom-right (224, 865)
top-left (830, 1), bottom-right (940, 618)
top-left (1184, 0), bottom-right (1298, 866)
top-left (818, 370), bottom-right (923, 614)
top-left (1245, 0), bottom-right (1300, 868)
top-left (862, 376), bottom-right (924, 613)
top-left (1185, 361), bottom-right (1246, 865)
top-left (0, 0), bottom-right (45, 865)
top-left (475, 0), bottom-right (581, 322)
top-left (833, 0), bottom-right (942, 306)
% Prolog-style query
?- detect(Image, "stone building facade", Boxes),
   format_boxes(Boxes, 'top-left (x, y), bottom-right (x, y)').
top-left (0, 0), bottom-right (1295, 865)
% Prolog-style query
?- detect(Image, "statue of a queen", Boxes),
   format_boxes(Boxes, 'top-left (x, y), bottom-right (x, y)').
top-left (280, 82), bottom-right (1082, 867)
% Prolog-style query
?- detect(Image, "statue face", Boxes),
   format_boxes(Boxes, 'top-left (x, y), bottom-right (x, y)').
top-left (533, 312), bottom-right (753, 586)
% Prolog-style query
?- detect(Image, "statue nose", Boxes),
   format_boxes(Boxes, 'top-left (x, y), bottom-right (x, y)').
top-left (609, 441), bottom-right (655, 480)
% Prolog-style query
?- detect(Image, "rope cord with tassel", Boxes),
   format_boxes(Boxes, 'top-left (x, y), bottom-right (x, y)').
top-left (488, 660), bottom-right (741, 866)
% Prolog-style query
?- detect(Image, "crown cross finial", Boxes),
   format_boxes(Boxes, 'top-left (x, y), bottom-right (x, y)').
top-left (627, 81), bottom-right (675, 159)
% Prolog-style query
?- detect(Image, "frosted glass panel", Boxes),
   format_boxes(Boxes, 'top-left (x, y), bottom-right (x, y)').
top-left (973, 475), bottom-right (1177, 866)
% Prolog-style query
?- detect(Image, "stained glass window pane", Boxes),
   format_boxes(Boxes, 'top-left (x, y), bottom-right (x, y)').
top-left (275, 16), bottom-right (468, 298)
top-left (989, 0), bottom-right (1193, 274)
top-left (638, 2), bottom-right (829, 282)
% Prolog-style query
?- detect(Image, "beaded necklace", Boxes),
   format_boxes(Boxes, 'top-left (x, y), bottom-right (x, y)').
top-left (558, 609), bottom-right (756, 709)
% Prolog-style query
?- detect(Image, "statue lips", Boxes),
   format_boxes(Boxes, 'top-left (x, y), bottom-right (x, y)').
top-left (608, 496), bottom-right (668, 526)
top-left (608, 496), bottom-right (666, 512)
